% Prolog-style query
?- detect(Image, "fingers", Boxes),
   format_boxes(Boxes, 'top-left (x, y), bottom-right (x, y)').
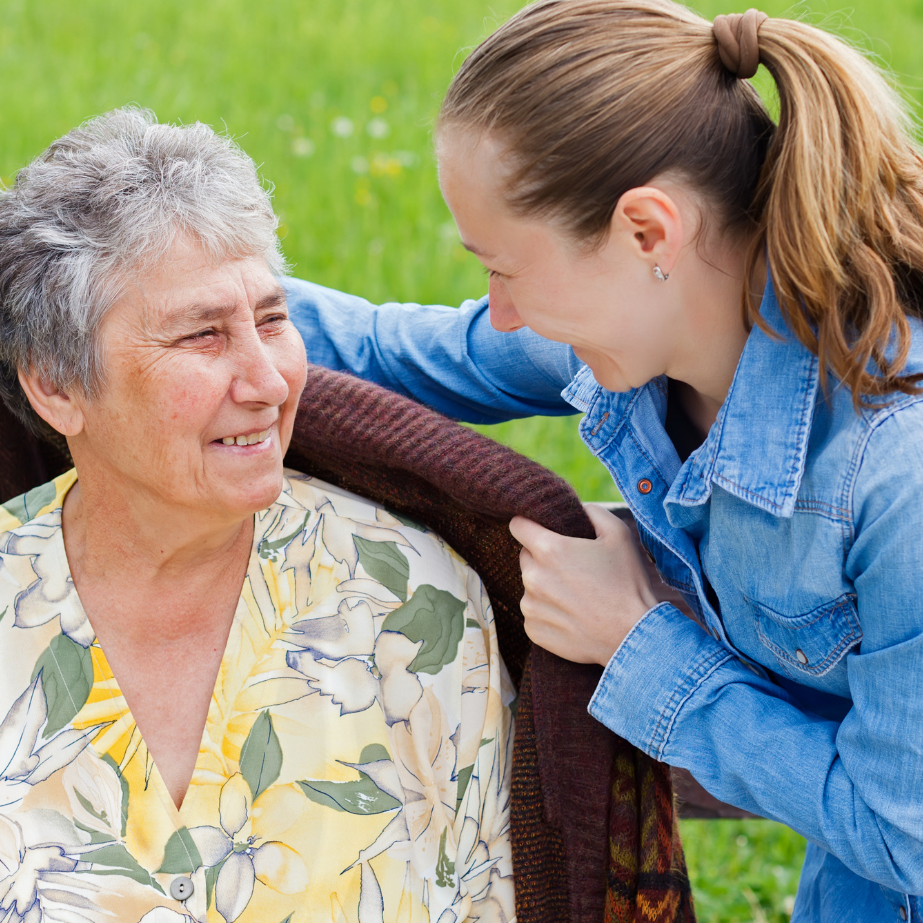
top-left (582, 502), bottom-right (624, 535)
top-left (509, 514), bottom-right (556, 553)
top-left (509, 506), bottom-right (659, 665)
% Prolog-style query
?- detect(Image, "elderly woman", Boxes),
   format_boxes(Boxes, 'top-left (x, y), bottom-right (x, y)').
top-left (0, 108), bottom-right (514, 923)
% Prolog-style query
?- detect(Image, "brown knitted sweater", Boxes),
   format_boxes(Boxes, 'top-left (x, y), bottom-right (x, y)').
top-left (0, 366), bottom-right (695, 923)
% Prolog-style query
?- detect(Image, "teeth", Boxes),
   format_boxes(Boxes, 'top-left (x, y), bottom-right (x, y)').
top-left (220, 429), bottom-right (269, 447)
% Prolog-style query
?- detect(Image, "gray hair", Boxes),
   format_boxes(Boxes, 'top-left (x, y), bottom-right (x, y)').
top-left (0, 106), bottom-right (288, 437)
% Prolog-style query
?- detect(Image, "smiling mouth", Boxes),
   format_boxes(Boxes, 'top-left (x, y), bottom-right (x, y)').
top-left (217, 428), bottom-right (272, 447)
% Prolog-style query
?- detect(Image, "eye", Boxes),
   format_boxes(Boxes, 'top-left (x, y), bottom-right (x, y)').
top-left (482, 267), bottom-right (502, 280)
top-left (258, 313), bottom-right (289, 332)
top-left (182, 328), bottom-right (218, 342)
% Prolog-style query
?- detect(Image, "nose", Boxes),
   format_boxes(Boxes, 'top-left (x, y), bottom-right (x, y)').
top-left (230, 325), bottom-right (291, 407)
top-left (488, 275), bottom-right (525, 332)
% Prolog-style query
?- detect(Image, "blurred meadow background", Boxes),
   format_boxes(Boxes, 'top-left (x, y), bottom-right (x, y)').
top-left (2, 0), bottom-right (921, 918)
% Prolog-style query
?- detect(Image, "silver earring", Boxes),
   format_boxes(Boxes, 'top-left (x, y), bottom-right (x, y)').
top-left (653, 265), bottom-right (669, 282)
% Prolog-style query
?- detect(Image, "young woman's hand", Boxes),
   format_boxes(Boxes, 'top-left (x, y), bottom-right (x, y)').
top-left (509, 504), bottom-right (659, 666)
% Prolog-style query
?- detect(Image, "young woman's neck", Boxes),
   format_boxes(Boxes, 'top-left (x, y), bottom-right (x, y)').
top-left (668, 236), bottom-right (766, 434)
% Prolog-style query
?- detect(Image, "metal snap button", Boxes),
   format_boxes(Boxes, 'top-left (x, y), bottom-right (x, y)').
top-left (170, 876), bottom-right (194, 901)
top-left (795, 649), bottom-right (809, 665)
top-left (637, 479), bottom-right (653, 494)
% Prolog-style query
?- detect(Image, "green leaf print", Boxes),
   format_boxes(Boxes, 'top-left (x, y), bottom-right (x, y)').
top-left (0, 607), bottom-right (6, 624)
top-left (239, 710), bottom-right (283, 802)
top-left (297, 742), bottom-right (400, 814)
top-left (258, 513), bottom-right (309, 561)
top-left (156, 827), bottom-right (204, 874)
top-left (297, 775), bottom-right (401, 815)
top-left (279, 915), bottom-right (295, 923)
top-left (31, 632), bottom-right (93, 738)
top-left (455, 764), bottom-right (474, 814)
top-left (358, 743), bottom-right (390, 763)
top-left (353, 537), bottom-right (410, 601)
top-left (388, 511), bottom-right (427, 532)
top-left (102, 753), bottom-right (129, 838)
top-left (435, 827), bottom-right (456, 889)
top-left (1, 480), bottom-right (57, 526)
top-left (85, 843), bottom-right (164, 892)
top-left (381, 584), bottom-right (466, 675)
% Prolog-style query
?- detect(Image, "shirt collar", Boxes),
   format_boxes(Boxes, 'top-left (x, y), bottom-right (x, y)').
top-left (671, 275), bottom-right (820, 518)
top-left (563, 274), bottom-right (820, 520)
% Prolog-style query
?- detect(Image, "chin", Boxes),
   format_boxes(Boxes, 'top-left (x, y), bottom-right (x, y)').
top-left (220, 468), bottom-right (285, 517)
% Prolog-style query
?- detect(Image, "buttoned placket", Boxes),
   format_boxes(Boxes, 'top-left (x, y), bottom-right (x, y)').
top-left (568, 373), bottom-right (729, 644)
top-left (51, 528), bottom-right (218, 921)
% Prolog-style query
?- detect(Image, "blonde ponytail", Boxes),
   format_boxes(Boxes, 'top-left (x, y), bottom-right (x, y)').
top-left (440, 0), bottom-right (923, 406)
top-left (749, 18), bottom-right (923, 403)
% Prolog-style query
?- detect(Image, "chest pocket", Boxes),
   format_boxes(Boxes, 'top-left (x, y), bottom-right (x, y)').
top-left (749, 593), bottom-right (862, 679)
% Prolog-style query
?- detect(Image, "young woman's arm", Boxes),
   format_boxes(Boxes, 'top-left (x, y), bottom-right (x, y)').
top-left (588, 404), bottom-right (923, 895)
top-left (283, 277), bottom-right (582, 423)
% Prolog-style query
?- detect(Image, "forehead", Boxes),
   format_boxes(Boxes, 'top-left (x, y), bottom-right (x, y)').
top-left (109, 240), bottom-right (283, 331)
top-left (437, 127), bottom-right (581, 262)
top-left (437, 127), bottom-right (511, 205)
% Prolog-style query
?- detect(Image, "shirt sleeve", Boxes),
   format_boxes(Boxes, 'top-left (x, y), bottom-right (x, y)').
top-left (282, 276), bottom-right (582, 423)
top-left (588, 406), bottom-right (923, 896)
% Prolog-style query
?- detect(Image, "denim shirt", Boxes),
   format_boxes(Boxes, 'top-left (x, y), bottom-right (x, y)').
top-left (285, 275), bottom-right (923, 923)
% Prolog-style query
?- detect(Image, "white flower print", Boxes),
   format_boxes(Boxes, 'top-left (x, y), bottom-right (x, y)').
top-left (188, 774), bottom-right (308, 923)
top-left (2, 520), bottom-right (93, 648)
top-left (286, 603), bottom-right (424, 724)
top-left (0, 678), bottom-right (97, 811)
top-left (62, 749), bottom-right (124, 843)
top-left (0, 814), bottom-right (99, 923)
top-left (136, 910), bottom-right (196, 923)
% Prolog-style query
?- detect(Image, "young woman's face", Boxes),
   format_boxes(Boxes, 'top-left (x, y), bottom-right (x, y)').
top-left (437, 128), bottom-right (684, 393)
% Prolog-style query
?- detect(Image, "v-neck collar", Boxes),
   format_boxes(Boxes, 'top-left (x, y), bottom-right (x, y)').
top-left (48, 494), bottom-right (260, 826)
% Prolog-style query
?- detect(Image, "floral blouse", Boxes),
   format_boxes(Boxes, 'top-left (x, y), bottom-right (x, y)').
top-left (0, 469), bottom-right (515, 923)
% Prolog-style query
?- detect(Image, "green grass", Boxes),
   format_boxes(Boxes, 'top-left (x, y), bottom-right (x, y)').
top-left (681, 819), bottom-right (808, 923)
top-left (1, 0), bottom-right (917, 916)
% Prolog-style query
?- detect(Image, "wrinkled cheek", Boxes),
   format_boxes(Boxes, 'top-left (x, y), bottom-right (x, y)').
top-left (164, 383), bottom-right (209, 424)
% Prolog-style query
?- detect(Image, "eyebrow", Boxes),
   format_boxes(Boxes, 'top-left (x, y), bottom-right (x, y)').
top-left (462, 241), bottom-right (496, 260)
top-left (178, 287), bottom-right (288, 323)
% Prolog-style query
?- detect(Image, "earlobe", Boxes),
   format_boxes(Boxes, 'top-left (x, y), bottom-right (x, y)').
top-left (17, 368), bottom-right (84, 437)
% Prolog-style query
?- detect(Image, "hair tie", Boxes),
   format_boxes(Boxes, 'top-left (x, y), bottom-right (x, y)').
top-left (713, 9), bottom-right (768, 79)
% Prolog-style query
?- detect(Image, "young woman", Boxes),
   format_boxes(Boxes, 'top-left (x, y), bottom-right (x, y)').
top-left (284, 1), bottom-right (923, 919)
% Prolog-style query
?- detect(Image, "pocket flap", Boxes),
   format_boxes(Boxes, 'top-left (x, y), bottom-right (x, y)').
top-left (750, 594), bottom-right (861, 676)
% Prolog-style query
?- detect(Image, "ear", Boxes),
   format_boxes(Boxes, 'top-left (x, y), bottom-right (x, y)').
top-left (611, 186), bottom-right (684, 276)
top-left (17, 368), bottom-right (85, 437)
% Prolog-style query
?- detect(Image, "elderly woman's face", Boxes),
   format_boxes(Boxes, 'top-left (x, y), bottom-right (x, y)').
top-left (71, 239), bottom-right (307, 521)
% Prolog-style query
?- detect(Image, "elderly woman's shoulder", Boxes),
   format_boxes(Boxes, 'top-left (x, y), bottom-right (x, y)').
top-left (270, 467), bottom-right (472, 569)
top-left (0, 470), bottom-right (76, 535)
top-left (278, 469), bottom-right (430, 531)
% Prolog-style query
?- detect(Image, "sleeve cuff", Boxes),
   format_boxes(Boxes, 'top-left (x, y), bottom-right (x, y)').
top-left (588, 602), bottom-right (735, 760)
